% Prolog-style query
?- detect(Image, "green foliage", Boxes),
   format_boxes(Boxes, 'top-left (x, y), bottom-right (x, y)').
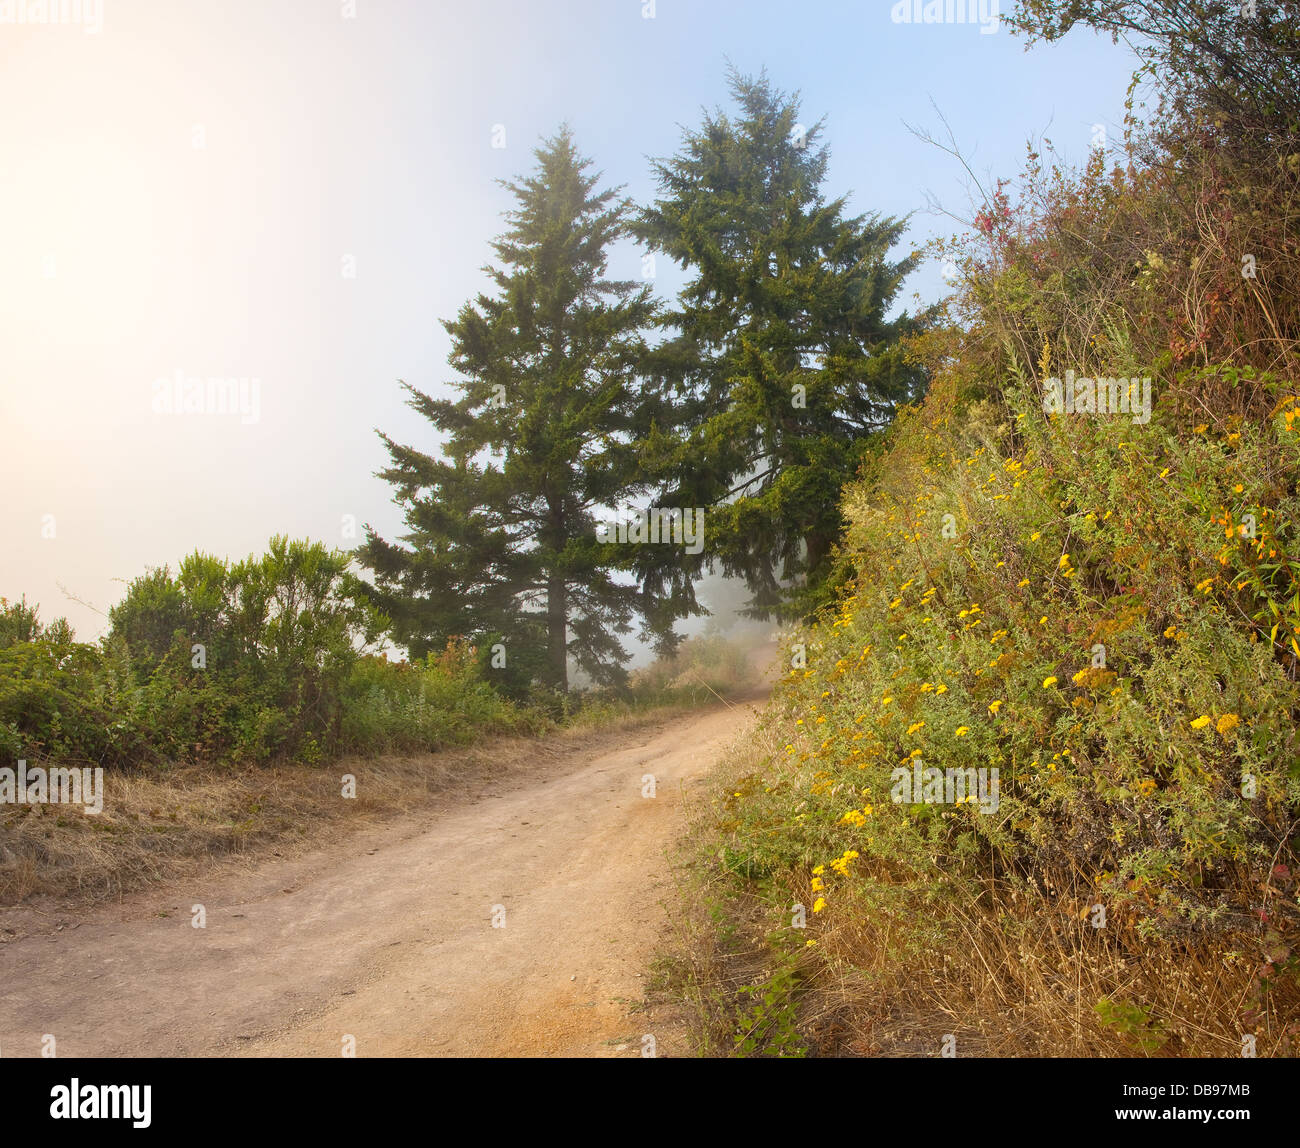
top-left (101, 536), bottom-right (390, 763)
top-left (472, 623), bottom-right (552, 705)
top-left (340, 640), bottom-right (527, 754)
top-left (0, 635), bottom-right (148, 765)
top-left (360, 127), bottom-right (670, 693)
top-left (0, 538), bottom-right (485, 768)
top-left (741, 368), bottom-right (1300, 943)
top-left (634, 68), bottom-right (930, 620)
top-left (0, 596), bottom-right (55, 649)
top-left (1094, 996), bottom-right (1167, 1055)
top-left (732, 948), bottom-right (807, 1058)
top-left (971, 4), bottom-right (1300, 394)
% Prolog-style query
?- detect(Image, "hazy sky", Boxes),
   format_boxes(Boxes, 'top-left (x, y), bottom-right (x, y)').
top-left (0, 0), bottom-right (1141, 642)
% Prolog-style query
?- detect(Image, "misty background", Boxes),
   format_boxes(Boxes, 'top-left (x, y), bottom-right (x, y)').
top-left (0, 0), bottom-right (1138, 660)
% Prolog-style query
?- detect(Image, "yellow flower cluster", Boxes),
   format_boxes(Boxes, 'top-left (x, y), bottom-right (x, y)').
top-left (829, 849), bottom-right (860, 877)
top-left (1190, 711), bottom-right (1243, 735)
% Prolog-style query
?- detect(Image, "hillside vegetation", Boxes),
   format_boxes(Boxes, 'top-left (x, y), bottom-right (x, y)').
top-left (668, 3), bottom-right (1300, 1057)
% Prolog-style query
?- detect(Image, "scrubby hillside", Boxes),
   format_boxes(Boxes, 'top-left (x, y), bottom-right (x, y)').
top-left (672, 11), bottom-right (1300, 1056)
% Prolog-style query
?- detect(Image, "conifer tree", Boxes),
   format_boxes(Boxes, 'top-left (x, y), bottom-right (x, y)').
top-left (634, 69), bottom-right (928, 617)
top-left (360, 128), bottom-right (661, 693)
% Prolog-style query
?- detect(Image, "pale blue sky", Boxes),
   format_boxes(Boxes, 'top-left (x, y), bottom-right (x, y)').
top-left (0, 0), bottom-right (1143, 641)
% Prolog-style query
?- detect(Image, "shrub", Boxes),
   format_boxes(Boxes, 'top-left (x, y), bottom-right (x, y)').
top-left (340, 640), bottom-right (528, 755)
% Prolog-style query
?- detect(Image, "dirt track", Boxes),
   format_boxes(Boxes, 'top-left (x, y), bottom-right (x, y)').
top-left (0, 698), bottom-right (760, 1058)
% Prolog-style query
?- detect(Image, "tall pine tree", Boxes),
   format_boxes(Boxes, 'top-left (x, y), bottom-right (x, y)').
top-left (360, 128), bottom-right (662, 693)
top-left (634, 69), bottom-right (928, 618)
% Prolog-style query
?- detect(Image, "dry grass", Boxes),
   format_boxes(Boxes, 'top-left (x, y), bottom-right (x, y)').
top-left (0, 703), bottom-right (699, 909)
top-left (664, 716), bottom-right (1299, 1058)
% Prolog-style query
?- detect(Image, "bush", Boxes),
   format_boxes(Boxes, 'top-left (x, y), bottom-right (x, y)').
top-left (340, 639), bottom-right (529, 755)
top-left (1, 539), bottom-right (407, 768)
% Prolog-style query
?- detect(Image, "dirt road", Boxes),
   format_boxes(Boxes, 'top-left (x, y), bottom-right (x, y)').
top-left (0, 698), bottom-right (759, 1058)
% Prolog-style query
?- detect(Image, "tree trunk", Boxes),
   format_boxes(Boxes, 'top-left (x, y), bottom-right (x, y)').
top-left (547, 573), bottom-right (568, 693)
top-left (805, 530), bottom-right (832, 581)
